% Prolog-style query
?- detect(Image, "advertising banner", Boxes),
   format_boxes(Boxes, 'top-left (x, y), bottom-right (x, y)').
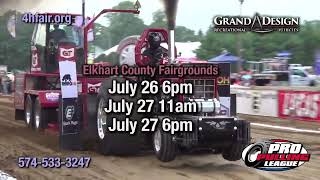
top-left (58, 44), bottom-right (81, 150)
top-left (58, 45), bottom-right (78, 98)
top-left (59, 61), bottom-right (78, 98)
top-left (31, 46), bottom-right (41, 72)
top-left (278, 90), bottom-right (320, 121)
top-left (60, 98), bottom-right (81, 135)
top-left (219, 97), bottom-right (230, 116)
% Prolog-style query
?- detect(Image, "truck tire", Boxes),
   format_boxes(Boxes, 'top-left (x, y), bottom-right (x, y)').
top-left (153, 125), bottom-right (177, 162)
top-left (310, 80), bottom-right (316, 86)
top-left (33, 97), bottom-right (48, 131)
top-left (24, 95), bottom-right (34, 128)
top-left (96, 77), bottom-right (141, 155)
top-left (222, 120), bottom-right (250, 161)
top-left (15, 109), bottom-right (24, 120)
top-left (255, 79), bottom-right (266, 86)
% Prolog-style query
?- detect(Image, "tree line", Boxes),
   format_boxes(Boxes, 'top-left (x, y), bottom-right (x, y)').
top-left (196, 21), bottom-right (320, 65)
top-left (0, 1), bottom-right (201, 70)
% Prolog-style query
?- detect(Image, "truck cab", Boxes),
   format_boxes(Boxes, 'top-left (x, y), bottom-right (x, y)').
top-left (290, 67), bottom-right (317, 86)
top-left (30, 16), bottom-right (84, 73)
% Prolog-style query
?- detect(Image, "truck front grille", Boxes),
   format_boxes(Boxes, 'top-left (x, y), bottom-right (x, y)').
top-left (184, 79), bottom-right (215, 99)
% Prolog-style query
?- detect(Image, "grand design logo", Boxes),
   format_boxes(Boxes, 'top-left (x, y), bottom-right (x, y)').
top-left (213, 13), bottom-right (300, 33)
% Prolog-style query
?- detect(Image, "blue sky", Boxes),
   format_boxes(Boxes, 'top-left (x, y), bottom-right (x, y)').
top-left (17, 0), bottom-right (320, 31)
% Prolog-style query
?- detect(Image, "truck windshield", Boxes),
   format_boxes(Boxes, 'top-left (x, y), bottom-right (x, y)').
top-left (49, 24), bottom-right (83, 47)
top-left (305, 68), bottom-right (315, 75)
top-left (88, 12), bottom-right (145, 65)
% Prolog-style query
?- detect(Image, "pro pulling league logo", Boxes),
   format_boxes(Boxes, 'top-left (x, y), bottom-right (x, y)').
top-left (213, 13), bottom-right (300, 33)
top-left (242, 139), bottom-right (310, 171)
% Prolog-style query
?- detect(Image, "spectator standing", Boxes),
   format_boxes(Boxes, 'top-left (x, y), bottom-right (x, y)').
top-left (1, 75), bottom-right (10, 94)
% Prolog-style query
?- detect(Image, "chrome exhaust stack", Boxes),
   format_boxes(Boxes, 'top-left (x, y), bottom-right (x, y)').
top-left (169, 29), bottom-right (175, 64)
top-left (162, 0), bottom-right (179, 64)
top-left (189, 98), bottom-right (221, 114)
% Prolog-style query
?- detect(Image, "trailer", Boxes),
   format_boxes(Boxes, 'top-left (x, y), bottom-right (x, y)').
top-left (14, 6), bottom-right (250, 162)
top-left (247, 58), bottom-right (290, 86)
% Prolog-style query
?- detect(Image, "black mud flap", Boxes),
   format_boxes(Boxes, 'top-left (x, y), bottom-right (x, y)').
top-left (58, 96), bottom-right (83, 150)
top-left (198, 117), bottom-right (235, 147)
top-left (230, 93), bottom-right (237, 116)
top-left (235, 120), bottom-right (251, 144)
top-left (86, 94), bottom-right (98, 140)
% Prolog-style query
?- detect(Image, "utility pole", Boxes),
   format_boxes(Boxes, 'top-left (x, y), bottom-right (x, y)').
top-left (82, 0), bottom-right (85, 25)
top-left (237, 0), bottom-right (244, 72)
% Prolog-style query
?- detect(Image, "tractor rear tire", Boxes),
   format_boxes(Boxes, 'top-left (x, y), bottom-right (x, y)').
top-left (33, 97), bottom-right (48, 132)
top-left (15, 109), bottom-right (24, 120)
top-left (24, 95), bottom-right (34, 128)
top-left (96, 77), bottom-right (141, 155)
top-left (117, 35), bottom-right (139, 65)
top-left (222, 120), bottom-right (250, 161)
top-left (153, 125), bottom-right (177, 162)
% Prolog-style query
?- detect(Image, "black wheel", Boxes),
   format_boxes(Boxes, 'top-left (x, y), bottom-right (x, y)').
top-left (212, 148), bottom-right (223, 154)
top-left (255, 79), bottom-right (266, 86)
top-left (153, 124), bottom-right (177, 162)
top-left (33, 97), bottom-right (48, 132)
top-left (15, 109), bottom-right (24, 120)
top-left (24, 95), bottom-right (34, 128)
top-left (222, 120), bottom-right (250, 161)
top-left (96, 77), bottom-right (141, 155)
top-left (310, 80), bottom-right (316, 86)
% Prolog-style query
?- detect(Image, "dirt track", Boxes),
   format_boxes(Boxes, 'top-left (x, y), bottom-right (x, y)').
top-left (0, 97), bottom-right (319, 180)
